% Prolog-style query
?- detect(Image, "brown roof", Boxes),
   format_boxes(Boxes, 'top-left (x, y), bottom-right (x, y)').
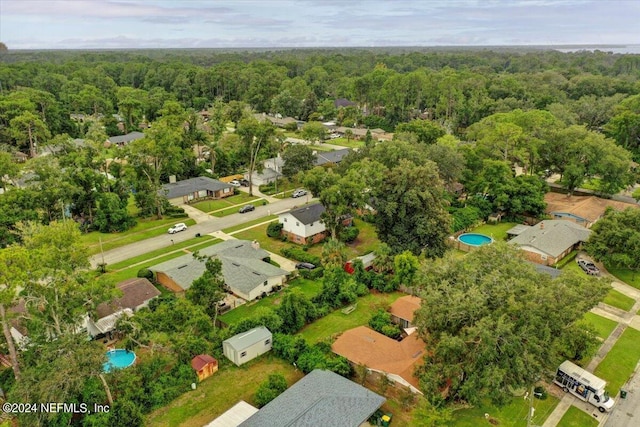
top-left (545, 193), bottom-right (638, 225)
top-left (331, 326), bottom-right (426, 389)
top-left (96, 278), bottom-right (161, 319)
top-left (191, 354), bottom-right (217, 371)
top-left (389, 295), bottom-right (421, 323)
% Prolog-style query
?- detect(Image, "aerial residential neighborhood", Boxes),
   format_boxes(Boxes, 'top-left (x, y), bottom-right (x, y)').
top-left (2, 5), bottom-right (640, 427)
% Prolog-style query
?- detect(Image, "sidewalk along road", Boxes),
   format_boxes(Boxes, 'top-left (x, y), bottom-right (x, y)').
top-left (90, 196), bottom-right (315, 268)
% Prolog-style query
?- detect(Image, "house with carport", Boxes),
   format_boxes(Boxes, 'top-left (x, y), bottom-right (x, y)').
top-left (507, 220), bottom-right (591, 266)
top-left (149, 240), bottom-right (289, 301)
top-left (161, 176), bottom-right (233, 204)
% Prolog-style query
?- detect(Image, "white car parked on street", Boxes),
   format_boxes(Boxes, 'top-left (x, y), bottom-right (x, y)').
top-left (168, 223), bottom-right (188, 234)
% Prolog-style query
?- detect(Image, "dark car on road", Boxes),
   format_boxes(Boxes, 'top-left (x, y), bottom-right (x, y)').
top-left (578, 259), bottom-right (600, 275)
top-left (239, 204), bottom-right (255, 214)
top-left (295, 262), bottom-right (316, 270)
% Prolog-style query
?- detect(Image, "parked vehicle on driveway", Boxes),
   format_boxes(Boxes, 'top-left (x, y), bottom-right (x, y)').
top-left (292, 189), bottom-right (307, 198)
top-left (577, 259), bottom-right (600, 275)
top-left (240, 178), bottom-right (250, 187)
top-left (168, 223), bottom-right (187, 234)
top-left (295, 262), bottom-right (316, 270)
top-left (229, 180), bottom-right (241, 188)
top-left (239, 204), bottom-right (255, 213)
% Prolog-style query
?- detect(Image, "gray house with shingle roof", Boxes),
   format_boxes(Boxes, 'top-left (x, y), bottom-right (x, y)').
top-left (149, 240), bottom-right (288, 301)
top-left (161, 176), bottom-right (234, 204)
top-left (107, 131), bottom-right (145, 146)
top-left (240, 369), bottom-right (385, 427)
top-left (315, 148), bottom-right (351, 166)
top-left (508, 220), bottom-right (591, 266)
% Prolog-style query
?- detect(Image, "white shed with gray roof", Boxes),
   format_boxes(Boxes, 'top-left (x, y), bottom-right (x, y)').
top-left (223, 326), bottom-right (272, 366)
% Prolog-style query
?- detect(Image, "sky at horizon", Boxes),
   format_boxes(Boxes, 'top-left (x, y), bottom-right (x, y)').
top-left (1, 0), bottom-right (639, 50)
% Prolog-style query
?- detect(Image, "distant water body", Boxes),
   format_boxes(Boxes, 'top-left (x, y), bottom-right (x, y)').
top-left (554, 45), bottom-right (640, 54)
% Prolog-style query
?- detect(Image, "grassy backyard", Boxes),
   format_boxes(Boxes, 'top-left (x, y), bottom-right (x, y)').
top-left (219, 278), bottom-right (323, 325)
top-left (470, 222), bottom-right (519, 242)
top-left (299, 291), bottom-right (404, 344)
top-left (594, 326), bottom-right (640, 396)
top-left (191, 193), bottom-right (261, 214)
top-left (583, 312), bottom-right (618, 340)
top-left (452, 393), bottom-right (560, 427)
top-left (145, 356), bottom-right (303, 427)
top-left (557, 406), bottom-right (599, 427)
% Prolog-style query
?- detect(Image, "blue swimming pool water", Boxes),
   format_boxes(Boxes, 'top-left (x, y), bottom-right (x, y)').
top-left (458, 233), bottom-right (493, 246)
top-left (103, 349), bottom-right (136, 373)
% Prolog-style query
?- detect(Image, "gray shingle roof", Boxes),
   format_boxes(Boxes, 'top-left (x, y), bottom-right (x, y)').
top-left (107, 131), bottom-right (145, 144)
top-left (96, 278), bottom-right (160, 319)
top-left (287, 203), bottom-right (325, 225)
top-left (148, 240), bottom-right (288, 293)
top-left (315, 148), bottom-right (351, 166)
top-left (508, 220), bottom-right (591, 258)
top-left (240, 369), bottom-right (385, 427)
top-left (223, 326), bottom-right (272, 352)
top-left (161, 176), bottom-right (233, 199)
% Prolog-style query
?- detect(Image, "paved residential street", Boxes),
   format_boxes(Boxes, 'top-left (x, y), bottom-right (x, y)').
top-left (543, 277), bottom-right (640, 427)
top-left (90, 194), bottom-right (314, 268)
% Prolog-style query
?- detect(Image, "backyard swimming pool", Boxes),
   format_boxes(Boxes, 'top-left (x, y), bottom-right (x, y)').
top-left (458, 233), bottom-right (493, 247)
top-left (103, 349), bottom-right (136, 373)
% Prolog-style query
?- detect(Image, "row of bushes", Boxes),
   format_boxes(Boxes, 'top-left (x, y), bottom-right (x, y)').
top-left (280, 247), bottom-right (322, 266)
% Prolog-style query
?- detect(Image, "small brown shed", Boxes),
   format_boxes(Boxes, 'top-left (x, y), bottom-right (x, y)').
top-left (191, 354), bottom-right (218, 382)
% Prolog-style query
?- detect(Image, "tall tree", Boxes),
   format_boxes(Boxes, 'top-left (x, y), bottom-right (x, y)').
top-left (414, 243), bottom-right (609, 406)
top-left (9, 111), bottom-right (51, 157)
top-left (281, 144), bottom-right (315, 179)
top-left (236, 117), bottom-right (276, 195)
top-left (374, 159), bottom-right (451, 257)
top-left (186, 254), bottom-right (226, 324)
top-left (587, 207), bottom-right (640, 276)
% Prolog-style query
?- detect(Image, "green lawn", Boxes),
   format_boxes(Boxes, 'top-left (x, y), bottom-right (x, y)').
top-left (273, 188), bottom-right (297, 199)
top-left (223, 215), bottom-right (278, 234)
top-left (603, 289), bottom-right (636, 312)
top-left (594, 326), bottom-right (640, 396)
top-left (103, 239), bottom-right (222, 283)
top-left (344, 219), bottom-right (381, 259)
top-left (561, 258), bottom-right (584, 274)
top-left (452, 394), bottom-right (560, 427)
top-left (219, 278), bottom-right (323, 325)
top-left (299, 291), bottom-right (404, 344)
top-left (557, 406), bottom-right (598, 427)
top-left (470, 222), bottom-right (519, 242)
top-left (324, 138), bottom-right (364, 149)
top-left (190, 193), bottom-right (261, 214)
top-left (233, 218), bottom-right (380, 261)
top-left (606, 266), bottom-right (640, 290)
top-left (583, 312), bottom-right (618, 340)
top-left (107, 236), bottom-right (215, 270)
top-left (145, 355), bottom-right (303, 427)
top-left (81, 218), bottom-right (196, 255)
